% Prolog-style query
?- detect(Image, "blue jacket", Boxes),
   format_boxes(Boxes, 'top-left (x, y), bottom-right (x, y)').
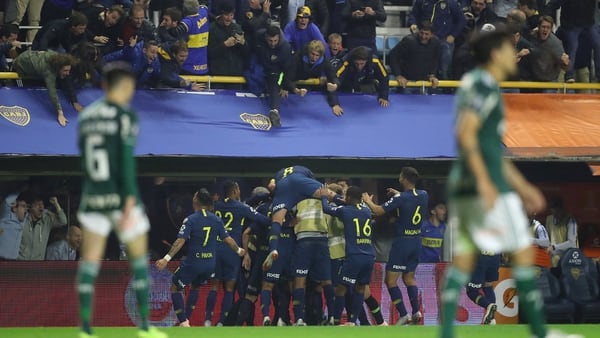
top-left (283, 22), bottom-right (330, 57)
top-left (409, 0), bottom-right (466, 40)
top-left (103, 41), bottom-right (161, 87)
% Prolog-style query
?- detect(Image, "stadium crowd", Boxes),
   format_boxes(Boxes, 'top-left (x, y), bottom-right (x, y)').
top-left (0, 0), bottom-right (599, 126)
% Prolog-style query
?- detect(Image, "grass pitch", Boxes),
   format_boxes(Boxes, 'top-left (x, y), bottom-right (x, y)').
top-left (1, 325), bottom-right (598, 338)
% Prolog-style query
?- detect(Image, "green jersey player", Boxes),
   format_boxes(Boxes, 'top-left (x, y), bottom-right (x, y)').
top-left (439, 29), bottom-right (582, 338)
top-left (76, 62), bottom-right (167, 338)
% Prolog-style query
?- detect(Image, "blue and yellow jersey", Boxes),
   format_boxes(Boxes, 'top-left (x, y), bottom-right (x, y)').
top-left (178, 209), bottom-right (229, 262)
top-left (214, 198), bottom-right (270, 245)
top-left (274, 165), bottom-right (315, 182)
top-left (322, 197), bottom-right (375, 257)
top-left (181, 6), bottom-right (209, 74)
top-left (382, 189), bottom-right (429, 238)
top-left (420, 220), bottom-right (446, 263)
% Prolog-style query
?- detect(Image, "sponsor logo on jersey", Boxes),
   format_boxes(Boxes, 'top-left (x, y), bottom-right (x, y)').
top-left (240, 112), bottom-right (272, 131)
top-left (0, 105), bottom-right (30, 126)
top-left (342, 276), bottom-right (356, 284)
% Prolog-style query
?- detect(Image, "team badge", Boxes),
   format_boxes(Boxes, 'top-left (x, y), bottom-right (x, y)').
top-left (166, 193), bottom-right (194, 229)
top-left (0, 105), bottom-right (30, 126)
top-left (570, 267), bottom-right (581, 280)
top-left (246, 11), bottom-right (253, 19)
top-left (240, 112), bottom-right (272, 131)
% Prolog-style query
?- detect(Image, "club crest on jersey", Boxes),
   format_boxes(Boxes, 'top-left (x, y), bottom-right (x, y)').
top-left (0, 105), bottom-right (30, 126)
top-left (240, 112), bottom-right (272, 131)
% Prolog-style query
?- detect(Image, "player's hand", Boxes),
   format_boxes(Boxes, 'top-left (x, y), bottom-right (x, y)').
top-left (237, 248), bottom-right (246, 257)
top-left (378, 98), bottom-right (389, 107)
top-left (280, 89), bottom-right (289, 98)
top-left (362, 193), bottom-right (374, 204)
top-left (49, 196), bottom-right (59, 207)
top-left (57, 111), bottom-right (69, 127)
top-left (224, 36), bottom-right (237, 47)
top-left (94, 35), bottom-right (109, 44)
top-left (155, 259), bottom-right (168, 270)
top-left (561, 53), bottom-right (570, 66)
top-left (386, 188), bottom-right (400, 196)
top-left (235, 33), bottom-right (246, 45)
top-left (446, 35), bottom-right (455, 44)
top-left (430, 76), bottom-right (439, 88)
top-left (191, 82), bottom-right (206, 91)
top-left (242, 254), bottom-right (251, 270)
top-left (73, 102), bottom-right (84, 112)
top-left (520, 184), bottom-right (546, 215)
top-left (263, 0), bottom-right (271, 13)
top-left (318, 185), bottom-right (329, 198)
top-left (10, 40), bottom-right (21, 49)
top-left (118, 212), bottom-right (137, 232)
top-left (332, 104), bottom-right (343, 116)
top-left (364, 7), bottom-right (375, 15)
top-left (352, 10), bottom-right (365, 18)
top-left (326, 82), bottom-right (338, 92)
top-left (396, 76), bottom-right (408, 88)
top-left (477, 179), bottom-right (498, 211)
top-left (295, 88), bottom-right (308, 97)
top-left (129, 35), bottom-right (138, 48)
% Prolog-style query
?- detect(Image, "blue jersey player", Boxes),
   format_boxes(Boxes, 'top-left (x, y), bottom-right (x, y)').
top-left (363, 167), bottom-right (428, 325)
top-left (156, 189), bottom-right (245, 327)
top-left (466, 251), bottom-right (501, 324)
top-left (420, 202), bottom-right (447, 263)
top-left (205, 181), bottom-right (271, 326)
top-left (263, 165), bottom-right (324, 271)
top-left (321, 186), bottom-right (378, 325)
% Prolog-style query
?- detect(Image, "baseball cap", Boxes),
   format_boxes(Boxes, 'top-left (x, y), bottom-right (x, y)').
top-left (297, 6), bottom-right (311, 18)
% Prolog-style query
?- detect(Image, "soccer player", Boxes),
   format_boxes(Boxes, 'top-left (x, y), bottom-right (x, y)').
top-left (362, 167), bottom-right (428, 325)
top-left (440, 28), bottom-right (582, 338)
top-left (466, 251), bottom-right (501, 324)
top-left (155, 188), bottom-right (245, 327)
top-left (420, 202), bottom-right (447, 263)
top-left (205, 180), bottom-right (271, 326)
top-left (262, 165), bottom-right (323, 271)
top-left (76, 62), bottom-right (166, 338)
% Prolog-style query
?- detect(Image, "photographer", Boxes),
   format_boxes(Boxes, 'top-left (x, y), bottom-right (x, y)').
top-left (208, 3), bottom-right (250, 87)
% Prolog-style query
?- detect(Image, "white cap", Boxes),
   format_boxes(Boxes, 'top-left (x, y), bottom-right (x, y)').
top-left (481, 23), bottom-right (496, 32)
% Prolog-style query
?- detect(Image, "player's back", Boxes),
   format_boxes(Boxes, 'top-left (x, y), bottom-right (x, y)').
top-left (275, 165), bottom-right (315, 182)
top-left (78, 99), bottom-right (139, 212)
top-left (180, 209), bottom-right (227, 262)
top-left (388, 189), bottom-right (429, 237)
top-left (214, 198), bottom-right (250, 244)
top-left (248, 202), bottom-right (271, 252)
top-left (339, 204), bottom-right (375, 257)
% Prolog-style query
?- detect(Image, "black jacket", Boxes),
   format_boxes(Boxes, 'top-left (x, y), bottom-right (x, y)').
top-left (389, 33), bottom-right (440, 80)
top-left (208, 21), bottom-right (249, 76)
top-left (304, 0), bottom-right (329, 37)
top-left (336, 48), bottom-right (389, 99)
top-left (546, 0), bottom-right (596, 29)
top-left (32, 18), bottom-right (87, 52)
top-left (342, 0), bottom-right (386, 40)
top-left (255, 30), bottom-right (294, 76)
top-left (288, 51), bottom-right (340, 106)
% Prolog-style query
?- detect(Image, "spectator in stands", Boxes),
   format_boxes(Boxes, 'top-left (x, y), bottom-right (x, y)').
top-left (46, 225), bottom-right (82, 260)
top-left (517, 0), bottom-right (539, 32)
top-left (240, 0), bottom-right (271, 51)
top-left (546, 0), bottom-right (600, 83)
top-left (41, 0), bottom-right (77, 26)
top-left (409, 0), bottom-right (465, 80)
top-left (462, 0), bottom-right (500, 38)
top-left (491, 0), bottom-right (518, 19)
top-left (208, 3), bottom-right (249, 82)
top-left (255, 25), bottom-right (295, 127)
top-left (120, 4), bottom-right (157, 44)
top-left (529, 16), bottom-right (569, 82)
top-left (327, 32), bottom-right (346, 71)
top-left (170, 0), bottom-right (210, 75)
top-left (287, 0), bottom-right (303, 31)
top-left (11, 0), bottom-right (45, 42)
top-left (304, 0), bottom-right (329, 37)
top-left (83, 5), bottom-right (126, 55)
top-left (71, 42), bottom-right (102, 88)
top-left (156, 7), bottom-right (182, 47)
top-left (104, 36), bottom-right (161, 88)
top-left (546, 197), bottom-right (579, 267)
top-left (453, 23), bottom-right (498, 79)
top-left (158, 40), bottom-right (205, 90)
top-left (288, 40), bottom-right (342, 116)
top-left (341, 0), bottom-right (386, 51)
top-left (91, 0), bottom-right (134, 9)
top-left (0, 24), bottom-right (20, 72)
top-left (133, 0), bottom-right (151, 10)
top-left (336, 46), bottom-right (389, 107)
top-left (530, 215), bottom-right (551, 268)
top-left (389, 21), bottom-right (440, 94)
top-left (32, 11), bottom-right (88, 52)
top-left (509, 23), bottom-right (534, 81)
top-left (0, 193), bottom-right (28, 260)
top-left (12, 50), bottom-right (81, 126)
top-left (506, 9), bottom-right (526, 29)
top-left (284, 6), bottom-right (328, 56)
top-left (18, 195), bottom-right (67, 261)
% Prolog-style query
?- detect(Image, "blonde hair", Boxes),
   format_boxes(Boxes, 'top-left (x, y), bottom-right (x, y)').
top-left (328, 33), bottom-right (342, 43)
top-left (307, 40), bottom-right (325, 56)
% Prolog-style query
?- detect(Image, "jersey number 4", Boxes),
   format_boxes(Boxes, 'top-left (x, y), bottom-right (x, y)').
top-left (85, 135), bottom-right (109, 181)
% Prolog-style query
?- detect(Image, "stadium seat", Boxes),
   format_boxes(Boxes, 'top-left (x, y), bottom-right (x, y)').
top-left (375, 36), bottom-right (385, 58)
top-left (386, 36), bottom-right (401, 50)
top-left (560, 248), bottom-right (600, 323)
top-left (534, 267), bottom-right (576, 323)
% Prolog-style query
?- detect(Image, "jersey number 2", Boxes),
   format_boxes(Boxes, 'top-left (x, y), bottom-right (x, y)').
top-left (85, 135), bottom-right (109, 181)
top-left (215, 211), bottom-right (234, 231)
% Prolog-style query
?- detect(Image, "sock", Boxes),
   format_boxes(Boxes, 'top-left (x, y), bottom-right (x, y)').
top-left (219, 290), bottom-right (234, 324)
top-left (358, 306), bottom-right (371, 325)
top-left (278, 285), bottom-right (292, 323)
top-left (185, 288), bottom-right (200, 320)
top-left (333, 292), bottom-right (346, 321)
top-left (171, 291), bottom-right (187, 323)
top-left (387, 286), bottom-right (408, 317)
top-left (205, 290), bottom-right (217, 321)
top-left (77, 260), bottom-right (100, 334)
top-left (311, 289), bottom-right (323, 323)
top-left (268, 221), bottom-right (281, 253)
top-left (483, 286), bottom-right (496, 304)
top-left (261, 289), bottom-right (272, 318)
top-left (323, 284), bottom-right (335, 319)
top-left (467, 287), bottom-right (489, 309)
top-left (292, 288), bottom-right (306, 323)
top-left (236, 298), bottom-right (253, 326)
top-left (345, 291), bottom-right (353, 317)
top-left (407, 285), bottom-right (420, 315)
top-left (513, 266), bottom-right (547, 338)
top-left (130, 256), bottom-right (150, 330)
top-left (440, 267), bottom-right (470, 338)
top-left (350, 292), bottom-right (364, 324)
top-left (364, 295), bottom-right (384, 325)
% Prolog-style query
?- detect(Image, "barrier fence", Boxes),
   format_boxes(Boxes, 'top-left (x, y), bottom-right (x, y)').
top-left (0, 261), bottom-right (517, 327)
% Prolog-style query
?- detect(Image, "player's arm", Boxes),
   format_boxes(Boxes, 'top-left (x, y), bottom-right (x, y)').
top-left (219, 220), bottom-right (245, 256)
top-left (533, 223), bottom-right (550, 248)
top-left (361, 193), bottom-right (386, 216)
top-left (241, 226), bottom-right (252, 270)
top-left (242, 205), bottom-right (271, 226)
top-left (156, 237), bottom-right (186, 270)
top-left (552, 217), bottom-right (578, 251)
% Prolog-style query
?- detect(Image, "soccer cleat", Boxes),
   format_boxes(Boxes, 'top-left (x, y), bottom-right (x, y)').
top-left (396, 314), bottom-right (411, 326)
top-left (262, 250), bottom-right (279, 271)
top-left (269, 109), bottom-right (281, 128)
top-left (137, 326), bottom-right (168, 338)
top-left (216, 322), bottom-right (224, 327)
top-left (543, 330), bottom-right (585, 338)
top-left (490, 319), bottom-right (497, 325)
top-left (294, 319), bottom-right (307, 326)
top-left (178, 319), bottom-right (190, 327)
top-left (79, 332), bottom-right (98, 338)
top-left (344, 322), bottom-right (356, 326)
top-left (378, 321), bottom-right (389, 326)
top-left (277, 318), bottom-right (287, 326)
top-left (483, 303), bottom-right (497, 325)
top-left (204, 320), bottom-right (211, 327)
top-left (411, 311), bottom-right (423, 325)
top-left (263, 316), bottom-right (272, 326)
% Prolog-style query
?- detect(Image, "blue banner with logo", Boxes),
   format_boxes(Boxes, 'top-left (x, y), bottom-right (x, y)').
top-left (0, 88), bottom-right (456, 158)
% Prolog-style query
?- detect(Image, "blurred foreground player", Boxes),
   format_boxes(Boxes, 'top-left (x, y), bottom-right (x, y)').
top-left (156, 189), bottom-right (245, 327)
top-left (77, 62), bottom-right (167, 338)
top-left (440, 28), bottom-right (582, 338)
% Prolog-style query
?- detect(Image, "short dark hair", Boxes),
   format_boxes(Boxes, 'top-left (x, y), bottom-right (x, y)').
top-left (102, 62), bottom-right (135, 90)
top-left (70, 11), bottom-right (88, 27)
top-left (0, 24), bottom-right (19, 38)
top-left (470, 28), bottom-right (512, 65)
top-left (171, 40), bottom-right (188, 54)
top-left (143, 39), bottom-right (158, 49)
top-left (538, 15), bottom-right (554, 27)
top-left (195, 188), bottom-right (214, 206)
top-left (164, 7), bottom-right (182, 22)
top-left (109, 5), bottom-right (126, 18)
top-left (345, 186), bottom-right (363, 204)
top-left (223, 180), bottom-right (239, 196)
top-left (350, 46), bottom-right (370, 61)
top-left (400, 167), bottom-right (419, 184)
top-left (266, 25), bottom-right (280, 38)
top-left (517, 0), bottom-right (536, 9)
top-left (419, 21), bottom-right (433, 32)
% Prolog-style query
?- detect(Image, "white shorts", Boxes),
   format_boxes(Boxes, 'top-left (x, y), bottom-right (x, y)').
top-left (77, 205), bottom-right (150, 243)
top-left (448, 192), bottom-right (531, 256)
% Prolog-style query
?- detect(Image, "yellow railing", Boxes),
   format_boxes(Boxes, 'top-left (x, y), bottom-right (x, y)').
top-left (2, 72), bottom-right (600, 91)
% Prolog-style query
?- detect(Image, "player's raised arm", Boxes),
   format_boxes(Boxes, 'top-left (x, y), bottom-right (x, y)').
top-left (320, 186), bottom-right (341, 216)
top-left (361, 193), bottom-right (386, 217)
top-left (242, 204), bottom-right (271, 226)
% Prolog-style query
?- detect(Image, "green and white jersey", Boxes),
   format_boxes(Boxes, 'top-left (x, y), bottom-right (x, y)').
top-left (448, 68), bottom-right (511, 197)
top-left (78, 99), bottom-right (140, 212)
